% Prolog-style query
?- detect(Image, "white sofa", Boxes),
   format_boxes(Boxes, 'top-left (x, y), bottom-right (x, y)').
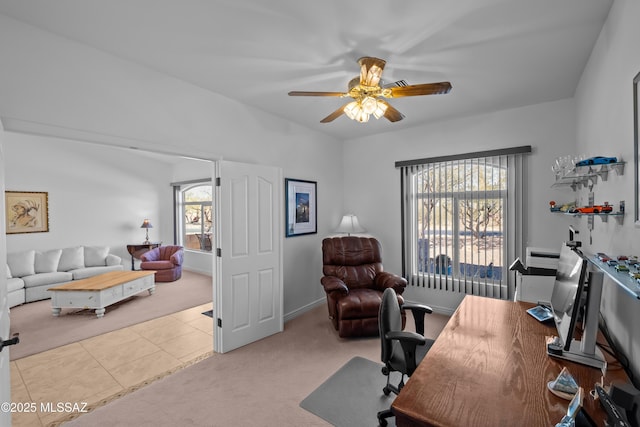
top-left (6, 246), bottom-right (124, 308)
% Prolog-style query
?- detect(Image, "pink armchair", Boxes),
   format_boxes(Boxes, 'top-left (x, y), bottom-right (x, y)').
top-left (140, 245), bottom-right (184, 282)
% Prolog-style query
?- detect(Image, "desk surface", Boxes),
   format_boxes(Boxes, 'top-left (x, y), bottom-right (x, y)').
top-left (392, 295), bottom-right (627, 427)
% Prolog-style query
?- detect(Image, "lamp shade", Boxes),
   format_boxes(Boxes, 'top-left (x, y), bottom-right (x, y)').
top-left (140, 219), bottom-right (153, 229)
top-left (335, 214), bottom-right (366, 235)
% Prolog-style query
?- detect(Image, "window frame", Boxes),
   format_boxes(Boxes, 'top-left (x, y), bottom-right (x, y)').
top-left (174, 180), bottom-right (213, 253)
top-left (397, 146), bottom-right (530, 300)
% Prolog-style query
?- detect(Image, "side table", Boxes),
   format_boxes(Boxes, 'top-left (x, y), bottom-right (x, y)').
top-left (126, 243), bottom-right (161, 270)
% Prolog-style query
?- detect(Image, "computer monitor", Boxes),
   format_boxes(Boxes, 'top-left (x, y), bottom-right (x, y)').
top-left (550, 245), bottom-right (588, 351)
top-left (547, 244), bottom-right (606, 369)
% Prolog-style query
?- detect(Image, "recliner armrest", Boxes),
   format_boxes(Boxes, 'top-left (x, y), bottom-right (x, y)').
top-left (320, 276), bottom-right (349, 294)
top-left (402, 302), bottom-right (433, 336)
top-left (374, 271), bottom-right (407, 293)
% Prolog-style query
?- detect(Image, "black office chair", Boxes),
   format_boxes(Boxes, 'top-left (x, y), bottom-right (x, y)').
top-left (377, 287), bottom-right (435, 427)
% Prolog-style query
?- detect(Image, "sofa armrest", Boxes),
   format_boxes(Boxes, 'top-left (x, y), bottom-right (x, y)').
top-left (105, 254), bottom-right (122, 266)
top-left (320, 276), bottom-right (349, 294)
top-left (374, 271), bottom-right (407, 294)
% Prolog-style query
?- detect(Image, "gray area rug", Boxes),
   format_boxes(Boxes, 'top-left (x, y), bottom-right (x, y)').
top-left (300, 356), bottom-right (401, 427)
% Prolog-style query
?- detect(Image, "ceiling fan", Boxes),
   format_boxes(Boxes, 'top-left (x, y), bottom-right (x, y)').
top-left (288, 57), bottom-right (452, 123)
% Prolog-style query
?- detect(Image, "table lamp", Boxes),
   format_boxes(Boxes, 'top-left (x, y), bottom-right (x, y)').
top-left (335, 214), bottom-right (366, 236)
top-left (140, 219), bottom-right (153, 244)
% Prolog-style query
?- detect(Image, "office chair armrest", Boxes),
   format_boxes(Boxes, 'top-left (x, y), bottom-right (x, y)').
top-left (320, 276), bottom-right (349, 294)
top-left (402, 302), bottom-right (433, 336)
top-left (386, 330), bottom-right (427, 375)
top-left (374, 272), bottom-right (408, 293)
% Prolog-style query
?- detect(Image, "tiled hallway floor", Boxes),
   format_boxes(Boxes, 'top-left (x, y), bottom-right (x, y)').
top-left (10, 302), bottom-right (213, 427)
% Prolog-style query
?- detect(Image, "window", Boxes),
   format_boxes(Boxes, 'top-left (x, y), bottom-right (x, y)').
top-left (397, 147), bottom-right (530, 300)
top-left (175, 182), bottom-right (213, 252)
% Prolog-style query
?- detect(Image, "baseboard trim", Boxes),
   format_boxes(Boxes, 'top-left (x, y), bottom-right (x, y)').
top-left (182, 266), bottom-right (213, 277)
top-left (284, 298), bottom-right (325, 323)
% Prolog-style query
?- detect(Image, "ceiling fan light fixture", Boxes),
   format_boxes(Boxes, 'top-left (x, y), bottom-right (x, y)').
top-left (344, 101), bottom-right (360, 120)
top-left (361, 96), bottom-right (378, 114)
top-left (289, 56), bottom-right (451, 124)
top-left (344, 100), bottom-right (372, 123)
top-left (373, 100), bottom-right (388, 119)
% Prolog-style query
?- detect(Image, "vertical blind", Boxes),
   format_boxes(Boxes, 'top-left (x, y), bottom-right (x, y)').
top-left (396, 146), bottom-right (530, 300)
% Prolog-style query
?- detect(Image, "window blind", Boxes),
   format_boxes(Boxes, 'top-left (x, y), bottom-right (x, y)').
top-left (397, 146), bottom-right (529, 300)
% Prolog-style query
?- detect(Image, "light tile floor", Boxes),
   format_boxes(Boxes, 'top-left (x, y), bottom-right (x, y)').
top-left (10, 302), bottom-right (214, 427)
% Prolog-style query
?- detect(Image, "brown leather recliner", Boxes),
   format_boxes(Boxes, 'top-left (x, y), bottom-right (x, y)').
top-left (321, 236), bottom-right (407, 338)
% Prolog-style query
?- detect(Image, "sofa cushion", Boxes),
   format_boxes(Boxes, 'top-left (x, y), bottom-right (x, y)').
top-left (7, 250), bottom-right (36, 277)
top-left (71, 264), bottom-right (123, 280)
top-left (22, 272), bottom-right (73, 288)
top-left (35, 249), bottom-right (62, 273)
top-left (7, 277), bottom-right (25, 293)
top-left (6, 264), bottom-right (11, 279)
top-left (58, 247), bottom-right (85, 271)
top-left (84, 246), bottom-right (110, 267)
top-left (105, 254), bottom-right (122, 266)
top-left (140, 260), bottom-right (174, 270)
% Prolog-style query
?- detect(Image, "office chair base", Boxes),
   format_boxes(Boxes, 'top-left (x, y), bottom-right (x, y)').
top-left (377, 408), bottom-right (393, 427)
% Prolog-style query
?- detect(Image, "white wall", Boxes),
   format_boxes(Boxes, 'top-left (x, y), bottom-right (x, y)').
top-left (4, 134), bottom-right (172, 263)
top-left (0, 14), bottom-right (343, 317)
top-left (343, 99), bottom-right (577, 312)
top-left (573, 0), bottom-right (640, 386)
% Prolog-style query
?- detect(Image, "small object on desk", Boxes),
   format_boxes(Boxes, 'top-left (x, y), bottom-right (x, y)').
top-left (548, 367), bottom-right (580, 399)
top-left (526, 305), bottom-right (553, 322)
top-left (555, 387), bottom-right (584, 427)
top-left (547, 335), bottom-right (564, 356)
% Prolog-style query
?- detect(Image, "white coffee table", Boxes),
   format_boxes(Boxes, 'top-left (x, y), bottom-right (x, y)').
top-left (48, 270), bottom-right (156, 318)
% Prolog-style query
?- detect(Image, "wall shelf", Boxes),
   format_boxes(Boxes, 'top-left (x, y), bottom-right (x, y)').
top-left (552, 161), bottom-right (625, 191)
top-left (587, 255), bottom-right (640, 300)
top-left (550, 211), bottom-right (625, 225)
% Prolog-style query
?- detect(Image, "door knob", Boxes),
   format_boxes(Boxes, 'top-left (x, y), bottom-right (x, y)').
top-left (0, 333), bottom-right (19, 352)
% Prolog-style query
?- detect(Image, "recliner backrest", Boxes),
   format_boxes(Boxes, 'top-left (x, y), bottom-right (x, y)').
top-left (322, 237), bottom-right (383, 288)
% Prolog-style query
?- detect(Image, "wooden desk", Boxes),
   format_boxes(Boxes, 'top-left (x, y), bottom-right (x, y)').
top-left (126, 243), bottom-right (161, 270)
top-left (392, 295), bottom-right (628, 426)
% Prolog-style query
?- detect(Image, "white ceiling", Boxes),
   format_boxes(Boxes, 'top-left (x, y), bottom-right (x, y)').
top-left (0, 0), bottom-right (613, 141)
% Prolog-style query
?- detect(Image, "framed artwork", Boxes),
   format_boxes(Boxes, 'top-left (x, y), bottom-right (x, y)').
top-left (634, 71), bottom-right (640, 227)
top-left (5, 191), bottom-right (49, 234)
top-left (285, 178), bottom-right (317, 237)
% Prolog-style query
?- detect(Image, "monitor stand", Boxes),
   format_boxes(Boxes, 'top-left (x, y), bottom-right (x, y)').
top-left (549, 340), bottom-right (606, 370)
top-left (548, 271), bottom-right (606, 370)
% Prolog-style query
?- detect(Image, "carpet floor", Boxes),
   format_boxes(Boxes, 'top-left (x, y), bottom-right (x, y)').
top-left (9, 270), bottom-right (213, 360)
top-left (60, 304), bottom-right (450, 427)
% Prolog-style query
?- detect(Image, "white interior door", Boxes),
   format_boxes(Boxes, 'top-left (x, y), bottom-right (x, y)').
top-left (0, 127), bottom-right (13, 426)
top-left (214, 160), bottom-right (283, 353)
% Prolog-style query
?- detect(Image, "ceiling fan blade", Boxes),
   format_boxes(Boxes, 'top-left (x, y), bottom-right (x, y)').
top-left (358, 57), bottom-right (386, 87)
top-left (388, 82), bottom-right (452, 98)
top-left (288, 91), bottom-right (346, 97)
top-left (320, 104), bottom-right (348, 123)
top-left (379, 100), bottom-right (405, 122)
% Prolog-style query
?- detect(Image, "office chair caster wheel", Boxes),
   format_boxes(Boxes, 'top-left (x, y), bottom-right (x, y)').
top-left (379, 418), bottom-right (388, 427)
top-left (383, 386), bottom-right (391, 396)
